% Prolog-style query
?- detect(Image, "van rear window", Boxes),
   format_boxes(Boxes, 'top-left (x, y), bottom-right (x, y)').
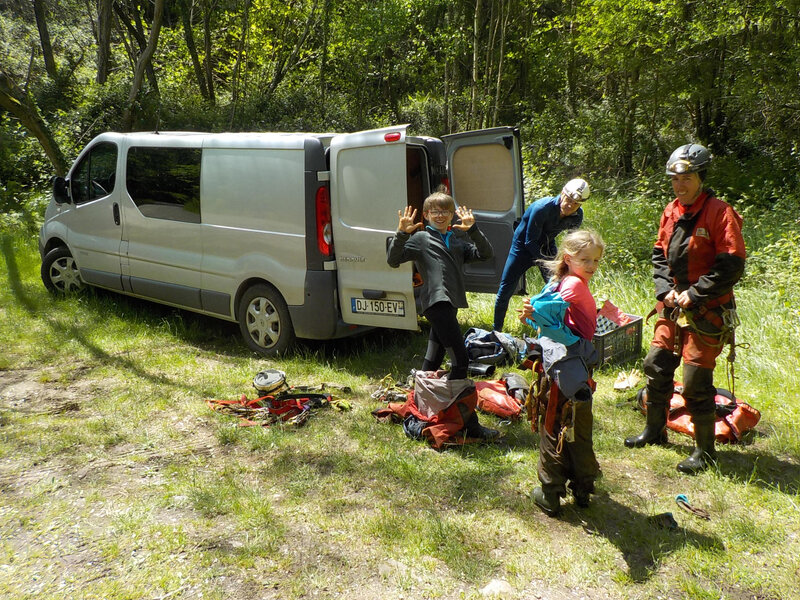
top-left (126, 147), bottom-right (202, 223)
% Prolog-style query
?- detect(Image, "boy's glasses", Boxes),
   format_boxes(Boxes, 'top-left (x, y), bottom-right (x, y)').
top-left (427, 209), bottom-right (452, 217)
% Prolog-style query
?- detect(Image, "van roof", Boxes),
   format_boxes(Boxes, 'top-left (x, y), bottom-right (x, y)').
top-left (91, 131), bottom-right (336, 150)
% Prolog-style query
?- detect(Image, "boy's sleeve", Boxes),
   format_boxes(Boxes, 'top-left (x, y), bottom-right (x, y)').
top-left (462, 224), bottom-right (494, 263)
top-left (387, 231), bottom-right (414, 267)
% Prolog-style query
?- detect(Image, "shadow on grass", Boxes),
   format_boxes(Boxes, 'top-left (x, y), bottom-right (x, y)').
top-left (562, 492), bottom-right (724, 583)
top-left (1, 237), bottom-right (223, 397)
top-left (664, 434), bottom-right (800, 494)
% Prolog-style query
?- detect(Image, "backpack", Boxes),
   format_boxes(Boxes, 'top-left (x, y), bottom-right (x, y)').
top-left (637, 384), bottom-right (761, 443)
top-left (475, 373), bottom-right (529, 420)
top-left (463, 328), bottom-right (526, 366)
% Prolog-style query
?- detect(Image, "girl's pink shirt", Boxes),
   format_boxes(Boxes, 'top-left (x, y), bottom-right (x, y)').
top-left (559, 274), bottom-right (597, 340)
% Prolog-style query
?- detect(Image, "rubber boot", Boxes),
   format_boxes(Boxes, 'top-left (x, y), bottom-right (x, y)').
top-left (624, 402), bottom-right (668, 448)
top-left (532, 486), bottom-right (561, 517)
top-left (677, 413), bottom-right (717, 474)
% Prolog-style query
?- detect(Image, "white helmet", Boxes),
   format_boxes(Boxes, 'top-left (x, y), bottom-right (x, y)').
top-left (562, 178), bottom-right (590, 202)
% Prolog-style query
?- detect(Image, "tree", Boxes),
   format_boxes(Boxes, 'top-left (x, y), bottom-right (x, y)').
top-left (0, 69), bottom-right (68, 175)
top-left (97, 0), bottom-right (113, 83)
top-left (33, 0), bottom-right (58, 79)
top-left (121, 0), bottom-right (165, 130)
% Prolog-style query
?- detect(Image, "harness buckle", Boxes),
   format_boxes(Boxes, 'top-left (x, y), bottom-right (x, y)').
top-left (723, 307), bottom-right (740, 330)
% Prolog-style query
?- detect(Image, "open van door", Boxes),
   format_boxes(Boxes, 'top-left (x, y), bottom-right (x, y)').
top-left (443, 127), bottom-right (525, 294)
top-left (329, 126), bottom-right (419, 330)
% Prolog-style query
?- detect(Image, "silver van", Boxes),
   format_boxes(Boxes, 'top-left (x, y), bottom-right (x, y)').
top-left (39, 125), bottom-right (524, 355)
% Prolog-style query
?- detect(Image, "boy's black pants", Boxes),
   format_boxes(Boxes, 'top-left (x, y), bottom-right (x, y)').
top-left (421, 301), bottom-right (469, 380)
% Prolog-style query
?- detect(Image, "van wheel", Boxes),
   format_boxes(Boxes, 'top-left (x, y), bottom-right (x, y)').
top-left (238, 284), bottom-right (295, 356)
top-left (41, 247), bottom-right (84, 294)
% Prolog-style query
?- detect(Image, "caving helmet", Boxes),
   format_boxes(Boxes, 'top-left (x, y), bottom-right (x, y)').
top-left (666, 144), bottom-right (712, 176)
top-left (561, 178), bottom-right (591, 202)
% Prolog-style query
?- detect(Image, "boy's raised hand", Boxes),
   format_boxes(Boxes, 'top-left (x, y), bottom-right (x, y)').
top-left (397, 206), bottom-right (423, 234)
top-left (452, 206), bottom-right (475, 231)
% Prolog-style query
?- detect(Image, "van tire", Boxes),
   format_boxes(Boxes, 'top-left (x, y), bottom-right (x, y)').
top-left (238, 284), bottom-right (295, 356)
top-left (41, 246), bottom-right (84, 294)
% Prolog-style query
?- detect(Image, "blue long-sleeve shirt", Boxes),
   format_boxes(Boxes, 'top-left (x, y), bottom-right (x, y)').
top-left (511, 196), bottom-right (583, 260)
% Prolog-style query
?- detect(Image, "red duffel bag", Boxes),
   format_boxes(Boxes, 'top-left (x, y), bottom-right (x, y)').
top-left (637, 384), bottom-right (761, 443)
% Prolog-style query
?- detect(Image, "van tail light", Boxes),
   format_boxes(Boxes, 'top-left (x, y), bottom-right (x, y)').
top-left (440, 177), bottom-right (451, 194)
top-left (315, 185), bottom-right (333, 256)
top-left (384, 131), bottom-right (401, 142)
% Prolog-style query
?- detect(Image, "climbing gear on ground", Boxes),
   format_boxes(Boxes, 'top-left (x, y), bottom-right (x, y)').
top-left (208, 372), bottom-right (352, 427)
top-left (206, 391), bottom-right (334, 427)
top-left (675, 494), bottom-right (711, 520)
top-left (372, 374), bottom-right (411, 404)
top-left (253, 369), bottom-right (288, 395)
top-left (532, 486), bottom-right (561, 517)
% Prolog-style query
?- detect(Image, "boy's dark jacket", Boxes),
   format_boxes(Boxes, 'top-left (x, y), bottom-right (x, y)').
top-left (387, 224), bottom-right (493, 312)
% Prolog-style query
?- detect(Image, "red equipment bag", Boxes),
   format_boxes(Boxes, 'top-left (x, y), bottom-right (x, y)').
top-left (637, 384), bottom-right (761, 443)
top-left (475, 380), bottom-right (524, 420)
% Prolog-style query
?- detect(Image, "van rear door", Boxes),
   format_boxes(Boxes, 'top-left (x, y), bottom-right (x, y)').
top-left (443, 127), bottom-right (525, 294)
top-left (329, 126), bottom-right (418, 330)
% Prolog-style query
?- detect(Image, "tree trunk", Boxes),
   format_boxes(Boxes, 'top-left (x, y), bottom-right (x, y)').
top-left (114, 0), bottom-right (159, 95)
top-left (33, 0), bottom-right (58, 79)
top-left (203, 1), bottom-right (216, 105)
top-left (229, 0), bottom-right (251, 127)
top-left (0, 70), bottom-right (68, 175)
top-left (96, 0), bottom-right (113, 84)
top-left (320, 0), bottom-right (331, 121)
top-left (469, 0), bottom-right (482, 130)
top-left (492, 0), bottom-right (508, 127)
top-left (122, 0), bottom-right (164, 131)
top-left (179, 0), bottom-right (209, 99)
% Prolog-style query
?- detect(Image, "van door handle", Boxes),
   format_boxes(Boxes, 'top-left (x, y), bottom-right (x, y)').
top-left (362, 289), bottom-right (386, 300)
top-left (113, 203), bottom-right (120, 226)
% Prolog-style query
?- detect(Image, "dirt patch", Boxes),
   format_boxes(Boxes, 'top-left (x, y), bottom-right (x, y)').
top-left (0, 364), bottom-right (100, 415)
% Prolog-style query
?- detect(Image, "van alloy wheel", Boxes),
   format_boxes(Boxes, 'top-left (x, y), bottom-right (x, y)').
top-left (41, 247), bottom-right (84, 294)
top-left (238, 284), bottom-right (295, 356)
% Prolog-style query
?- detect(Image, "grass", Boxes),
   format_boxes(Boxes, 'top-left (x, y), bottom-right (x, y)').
top-left (1, 217), bottom-right (800, 599)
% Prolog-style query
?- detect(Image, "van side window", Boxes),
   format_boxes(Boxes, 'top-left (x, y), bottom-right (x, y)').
top-left (126, 147), bottom-right (202, 223)
top-left (70, 142), bottom-right (118, 205)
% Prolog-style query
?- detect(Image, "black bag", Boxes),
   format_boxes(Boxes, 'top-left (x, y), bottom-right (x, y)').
top-left (464, 328), bottom-right (526, 365)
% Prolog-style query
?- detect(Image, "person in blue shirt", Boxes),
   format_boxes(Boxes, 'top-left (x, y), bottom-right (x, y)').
top-left (492, 178), bottom-right (590, 332)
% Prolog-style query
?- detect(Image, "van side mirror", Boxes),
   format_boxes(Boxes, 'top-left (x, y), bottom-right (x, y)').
top-left (52, 176), bottom-right (69, 204)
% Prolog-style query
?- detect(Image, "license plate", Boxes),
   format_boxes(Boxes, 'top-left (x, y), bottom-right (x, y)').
top-left (351, 297), bottom-right (406, 317)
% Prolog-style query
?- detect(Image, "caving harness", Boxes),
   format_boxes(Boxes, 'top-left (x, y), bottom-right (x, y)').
top-left (524, 355), bottom-right (595, 454)
top-left (649, 295), bottom-right (745, 397)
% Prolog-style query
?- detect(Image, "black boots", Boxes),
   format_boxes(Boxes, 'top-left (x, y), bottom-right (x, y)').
top-left (677, 413), bottom-right (717, 474)
top-left (624, 402), bottom-right (668, 448)
top-left (532, 487), bottom-right (561, 517)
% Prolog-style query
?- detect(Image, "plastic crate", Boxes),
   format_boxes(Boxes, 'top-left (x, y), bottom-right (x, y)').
top-left (593, 315), bottom-right (643, 366)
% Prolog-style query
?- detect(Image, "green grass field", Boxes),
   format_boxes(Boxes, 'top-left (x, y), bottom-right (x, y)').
top-left (1, 200), bottom-right (799, 600)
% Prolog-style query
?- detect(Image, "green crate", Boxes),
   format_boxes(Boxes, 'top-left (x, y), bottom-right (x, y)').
top-left (593, 315), bottom-right (643, 365)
